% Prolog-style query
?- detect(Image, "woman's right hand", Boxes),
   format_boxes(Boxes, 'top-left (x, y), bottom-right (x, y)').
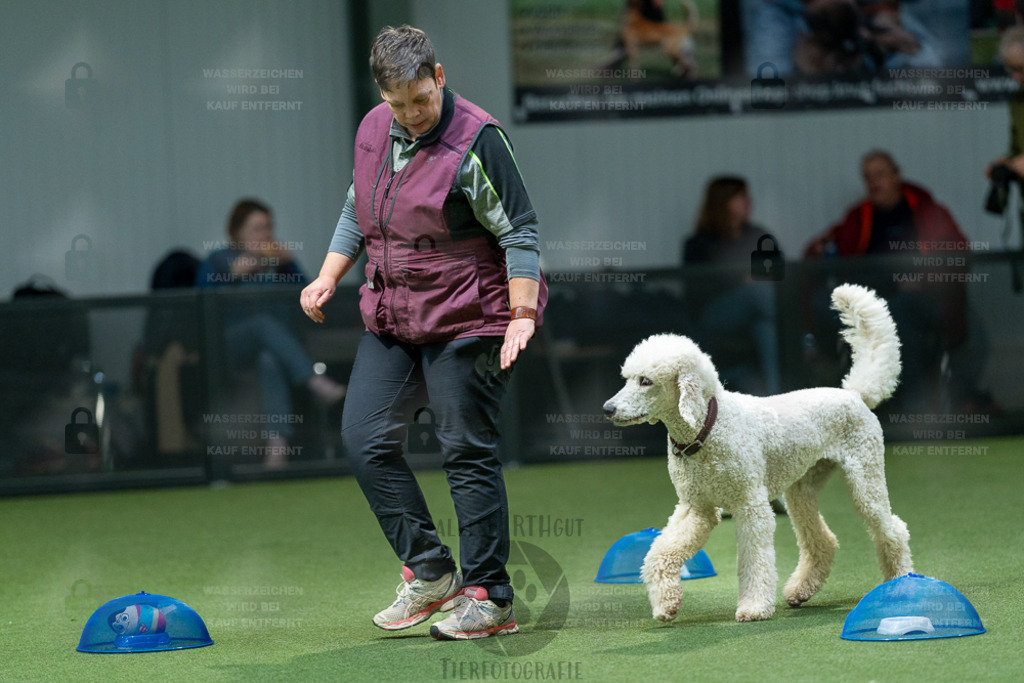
top-left (300, 276), bottom-right (337, 323)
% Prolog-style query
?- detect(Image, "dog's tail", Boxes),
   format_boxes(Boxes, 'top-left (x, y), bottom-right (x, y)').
top-left (831, 284), bottom-right (901, 409)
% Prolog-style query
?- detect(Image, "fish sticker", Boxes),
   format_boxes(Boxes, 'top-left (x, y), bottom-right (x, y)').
top-left (108, 604), bottom-right (170, 636)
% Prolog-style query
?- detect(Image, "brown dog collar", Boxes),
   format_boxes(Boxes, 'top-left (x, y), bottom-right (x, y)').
top-left (671, 396), bottom-right (718, 457)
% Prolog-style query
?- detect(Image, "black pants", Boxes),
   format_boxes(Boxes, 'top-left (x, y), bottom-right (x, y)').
top-left (341, 331), bottom-right (514, 601)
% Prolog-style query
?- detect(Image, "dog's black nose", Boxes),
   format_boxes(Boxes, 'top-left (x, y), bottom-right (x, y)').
top-left (602, 401), bottom-right (615, 418)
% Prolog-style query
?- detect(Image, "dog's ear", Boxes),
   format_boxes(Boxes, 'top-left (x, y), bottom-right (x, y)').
top-left (676, 352), bottom-right (719, 429)
top-left (676, 375), bottom-right (704, 429)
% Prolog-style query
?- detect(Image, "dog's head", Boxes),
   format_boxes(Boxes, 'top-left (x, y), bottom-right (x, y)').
top-left (603, 334), bottom-right (720, 429)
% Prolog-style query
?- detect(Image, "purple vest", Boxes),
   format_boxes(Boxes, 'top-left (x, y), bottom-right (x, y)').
top-left (353, 95), bottom-right (546, 344)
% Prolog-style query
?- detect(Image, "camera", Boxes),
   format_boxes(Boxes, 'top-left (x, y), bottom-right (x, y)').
top-left (985, 163), bottom-right (1020, 215)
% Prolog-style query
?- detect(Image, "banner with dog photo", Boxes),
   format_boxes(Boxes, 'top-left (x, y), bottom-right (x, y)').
top-left (510, 0), bottom-right (730, 121)
top-left (511, 0), bottom-right (1020, 121)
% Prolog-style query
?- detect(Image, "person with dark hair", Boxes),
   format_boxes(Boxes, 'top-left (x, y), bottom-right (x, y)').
top-left (150, 250), bottom-right (200, 290)
top-left (197, 199), bottom-right (304, 287)
top-left (138, 250), bottom-right (203, 456)
top-left (198, 199), bottom-right (345, 469)
top-left (300, 25), bottom-right (546, 641)
top-left (682, 176), bottom-right (781, 395)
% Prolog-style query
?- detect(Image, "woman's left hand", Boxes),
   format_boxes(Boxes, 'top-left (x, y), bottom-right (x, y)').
top-left (501, 319), bottom-right (535, 370)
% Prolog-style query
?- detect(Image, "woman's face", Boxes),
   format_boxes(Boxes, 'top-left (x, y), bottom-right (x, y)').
top-left (237, 211), bottom-right (273, 252)
top-left (379, 65), bottom-right (446, 141)
top-left (726, 192), bottom-right (751, 226)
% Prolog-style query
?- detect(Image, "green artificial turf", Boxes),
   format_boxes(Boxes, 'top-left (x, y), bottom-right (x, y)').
top-left (1, 438), bottom-right (1022, 682)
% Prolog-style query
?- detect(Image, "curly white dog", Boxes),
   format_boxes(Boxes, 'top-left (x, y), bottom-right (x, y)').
top-left (603, 284), bottom-right (913, 623)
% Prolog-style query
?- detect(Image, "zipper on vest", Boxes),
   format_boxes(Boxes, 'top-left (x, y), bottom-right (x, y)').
top-left (378, 168), bottom-right (397, 228)
top-left (375, 141), bottom-right (415, 335)
top-left (377, 155), bottom-right (398, 332)
top-left (379, 162), bottom-right (414, 332)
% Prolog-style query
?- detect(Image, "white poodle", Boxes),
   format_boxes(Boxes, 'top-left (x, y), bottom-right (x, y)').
top-left (603, 284), bottom-right (913, 623)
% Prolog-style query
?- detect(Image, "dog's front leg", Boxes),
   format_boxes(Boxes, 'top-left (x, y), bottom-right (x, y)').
top-left (641, 502), bottom-right (718, 622)
top-left (733, 497), bottom-right (777, 622)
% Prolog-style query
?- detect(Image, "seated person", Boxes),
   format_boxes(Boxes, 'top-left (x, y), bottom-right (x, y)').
top-left (682, 176), bottom-right (781, 396)
top-left (137, 250), bottom-right (203, 457)
top-left (803, 150), bottom-right (986, 413)
top-left (196, 198), bottom-right (345, 469)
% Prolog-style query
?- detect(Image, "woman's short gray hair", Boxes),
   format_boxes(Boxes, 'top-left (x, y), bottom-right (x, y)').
top-left (370, 25), bottom-right (437, 91)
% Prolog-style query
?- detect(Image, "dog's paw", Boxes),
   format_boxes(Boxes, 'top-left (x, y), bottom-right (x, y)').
top-left (783, 580), bottom-right (809, 607)
top-left (648, 582), bottom-right (681, 622)
top-left (783, 584), bottom-right (815, 607)
top-left (653, 600), bottom-right (680, 622)
top-left (735, 604), bottom-right (775, 622)
top-left (784, 571), bottom-right (828, 607)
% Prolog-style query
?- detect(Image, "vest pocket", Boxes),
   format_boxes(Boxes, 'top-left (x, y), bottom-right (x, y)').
top-left (395, 252), bottom-right (483, 343)
top-left (358, 260), bottom-right (384, 334)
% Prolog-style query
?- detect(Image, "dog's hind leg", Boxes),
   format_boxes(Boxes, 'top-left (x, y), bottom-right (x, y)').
top-left (783, 459), bottom-right (840, 607)
top-left (734, 493), bottom-right (777, 622)
top-left (641, 502), bottom-right (719, 622)
top-left (840, 442), bottom-right (913, 581)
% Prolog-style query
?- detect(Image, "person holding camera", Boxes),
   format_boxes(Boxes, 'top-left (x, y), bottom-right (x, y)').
top-left (987, 27), bottom-right (1024, 185)
top-left (986, 27), bottom-right (1024, 233)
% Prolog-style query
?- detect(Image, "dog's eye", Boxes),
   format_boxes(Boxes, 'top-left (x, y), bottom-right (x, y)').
top-left (638, 377), bottom-right (653, 387)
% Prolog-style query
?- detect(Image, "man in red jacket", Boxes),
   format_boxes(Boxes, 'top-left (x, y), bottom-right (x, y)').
top-left (804, 150), bottom-right (972, 411)
top-left (805, 150), bottom-right (968, 261)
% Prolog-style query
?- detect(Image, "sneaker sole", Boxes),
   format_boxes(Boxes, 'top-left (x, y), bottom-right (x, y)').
top-left (429, 621), bottom-right (519, 640)
top-left (373, 594), bottom-right (461, 631)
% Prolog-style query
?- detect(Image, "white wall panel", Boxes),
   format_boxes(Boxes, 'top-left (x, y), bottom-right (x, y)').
top-left (0, 0), bottom-right (353, 297)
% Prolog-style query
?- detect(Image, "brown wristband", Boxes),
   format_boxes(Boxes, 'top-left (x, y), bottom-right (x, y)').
top-left (510, 306), bottom-right (537, 321)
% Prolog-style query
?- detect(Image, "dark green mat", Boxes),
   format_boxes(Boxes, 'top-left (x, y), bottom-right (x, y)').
top-left (2, 438), bottom-right (1021, 682)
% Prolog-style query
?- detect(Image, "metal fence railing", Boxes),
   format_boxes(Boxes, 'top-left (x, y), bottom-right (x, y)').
top-left (3, 252), bottom-right (1021, 495)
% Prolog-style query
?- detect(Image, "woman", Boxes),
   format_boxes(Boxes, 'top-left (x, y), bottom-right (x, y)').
top-left (298, 26), bottom-right (545, 640)
top-left (197, 199), bottom-right (344, 469)
top-left (682, 176), bottom-right (781, 395)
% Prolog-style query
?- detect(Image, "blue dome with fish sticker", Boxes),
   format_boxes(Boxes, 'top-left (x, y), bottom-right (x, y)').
top-left (841, 573), bottom-right (985, 641)
top-left (596, 528), bottom-right (716, 583)
top-left (77, 591), bottom-right (213, 653)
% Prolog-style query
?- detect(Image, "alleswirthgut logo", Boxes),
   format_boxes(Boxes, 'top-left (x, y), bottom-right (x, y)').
top-left (476, 541), bottom-right (570, 656)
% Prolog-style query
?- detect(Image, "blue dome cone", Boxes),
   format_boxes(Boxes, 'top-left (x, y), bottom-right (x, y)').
top-left (841, 573), bottom-right (985, 641)
top-left (595, 528), bottom-right (716, 583)
top-left (77, 591), bottom-right (214, 653)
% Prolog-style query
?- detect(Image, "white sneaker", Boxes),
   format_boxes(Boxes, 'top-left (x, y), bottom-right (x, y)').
top-left (429, 586), bottom-right (519, 640)
top-left (372, 566), bottom-right (462, 631)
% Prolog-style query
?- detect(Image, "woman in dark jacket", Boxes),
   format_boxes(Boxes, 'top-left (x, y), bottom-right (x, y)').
top-left (682, 176), bottom-right (781, 395)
